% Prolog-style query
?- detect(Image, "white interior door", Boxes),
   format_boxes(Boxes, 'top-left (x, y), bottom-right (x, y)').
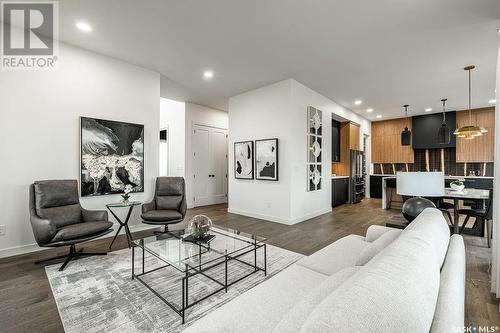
top-left (193, 124), bottom-right (228, 207)
top-left (211, 128), bottom-right (228, 204)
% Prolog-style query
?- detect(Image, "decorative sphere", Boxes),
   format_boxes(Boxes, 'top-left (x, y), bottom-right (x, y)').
top-left (402, 197), bottom-right (436, 222)
top-left (187, 215), bottom-right (213, 238)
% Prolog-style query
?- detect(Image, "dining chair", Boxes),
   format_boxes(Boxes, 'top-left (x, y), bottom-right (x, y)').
top-left (458, 188), bottom-right (493, 247)
top-left (430, 198), bottom-right (454, 223)
top-left (386, 178), bottom-right (402, 209)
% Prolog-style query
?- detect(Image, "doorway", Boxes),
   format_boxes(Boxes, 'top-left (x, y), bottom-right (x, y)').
top-left (192, 124), bottom-right (228, 207)
top-left (159, 126), bottom-right (169, 176)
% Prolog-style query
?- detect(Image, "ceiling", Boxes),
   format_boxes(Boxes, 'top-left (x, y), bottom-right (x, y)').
top-left (56, 0), bottom-right (500, 118)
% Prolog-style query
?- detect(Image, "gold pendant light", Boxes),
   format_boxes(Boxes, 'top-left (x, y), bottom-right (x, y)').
top-left (454, 65), bottom-right (487, 139)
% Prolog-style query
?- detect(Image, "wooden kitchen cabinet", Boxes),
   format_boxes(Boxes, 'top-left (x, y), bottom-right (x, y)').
top-left (332, 121), bottom-right (360, 176)
top-left (456, 107), bottom-right (495, 162)
top-left (349, 122), bottom-right (360, 150)
top-left (371, 118), bottom-right (414, 163)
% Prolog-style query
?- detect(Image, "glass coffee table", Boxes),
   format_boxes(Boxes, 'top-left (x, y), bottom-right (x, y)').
top-left (131, 227), bottom-right (267, 323)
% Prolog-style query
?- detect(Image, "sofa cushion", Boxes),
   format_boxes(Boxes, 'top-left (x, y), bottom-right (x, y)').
top-left (34, 180), bottom-right (79, 209)
top-left (430, 234), bottom-right (465, 333)
top-left (155, 196), bottom-right (182, 210)
top-left (365, 225), bottom-right (400, 242)
top-left (405, 208), bottom-right (450, 268)
top-left (156, 177), bottom-right (184, 196)
top-left (296, 234), bottom-right (369, 275)
top-left (299, 230), bottom-right (442, 333)
top-left (34, 180), bottom-right (82, 228)
top-left (51, 221), bottom-right (113, 242)
top-left (141, 210), bottom-right (182, 222)
top-left (272, 266), bottom-right (360, 333)
top-left (37, 204), bottom-right (82, 228)
top-left (182, 264), bottom-right (328, 333)
top-left (356, 229), bottom-right (402, 266)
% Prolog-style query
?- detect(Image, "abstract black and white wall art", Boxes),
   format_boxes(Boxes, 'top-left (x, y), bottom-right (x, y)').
top-left (308, 106), bottom-right (323, 136)
top-left (234, 141), bottom-right (254, 179)
top-left (308, 164), bottom-right (322, 191)
top-left (307, 106), bottom-right (323, 191)
top-left (256, 138), bottom-right (278, 181)
top-left (80, 117), bottom-right (144, 197)
top-left (308, 135), bottom-right (322, 163)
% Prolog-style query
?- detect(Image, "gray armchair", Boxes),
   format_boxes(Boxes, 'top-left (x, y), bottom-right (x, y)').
top-left (141, 177), bottom-right (187, 235)
top-left (29, 180), bottom-right (113, 271)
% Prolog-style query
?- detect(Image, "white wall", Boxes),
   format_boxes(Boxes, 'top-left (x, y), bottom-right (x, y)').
top-left (185, 103), bottom-right (228, 207)
top-left (160, 98), bottom-right (186, 177)
top-left (228, 79), bottom-right (371, 224)
top-left (291, 80), bottom-right (372, 218)
top-left (228, 80), bottom-right (293, 222)
top-left (0, 42), bottom-right (160, 255)
top-left (290, 80), bottom-right (372, 199)
top-left (491, 38), bottom-right (499, 300)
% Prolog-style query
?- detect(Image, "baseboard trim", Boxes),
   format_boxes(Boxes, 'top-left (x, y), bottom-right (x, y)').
top-left (0, 223), bottom-right (159, 259)
top-left (227, 207), bottom-right (332, 225)
top-left (290, 207), bottom-right (332, 224)
top-left (227, 208), bottom-right (292, 224)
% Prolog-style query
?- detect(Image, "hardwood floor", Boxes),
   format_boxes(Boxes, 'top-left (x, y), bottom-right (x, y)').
top-left (0, 199), bottom-right (498, 332)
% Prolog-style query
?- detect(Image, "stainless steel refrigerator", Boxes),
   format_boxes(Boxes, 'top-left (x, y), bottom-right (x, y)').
top-left (349, 150), bottom-right (365, 203)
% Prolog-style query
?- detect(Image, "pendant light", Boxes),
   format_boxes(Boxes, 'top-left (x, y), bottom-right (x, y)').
top-left (401, 104), bottom-right (411, 146)
top-left (437, 98), bottom-right (451, 144)
top-left (453, 65), bottom-right (487, 139)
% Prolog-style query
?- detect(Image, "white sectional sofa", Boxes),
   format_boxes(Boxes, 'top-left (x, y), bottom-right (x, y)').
top-left (183, 208), bottom-right (465, 333)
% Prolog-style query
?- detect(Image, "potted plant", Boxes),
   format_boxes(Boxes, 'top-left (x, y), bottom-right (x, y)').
top-left (121, 184), bottom-right (133, 204)
top-left (450, 179), bottom-right (465, 192)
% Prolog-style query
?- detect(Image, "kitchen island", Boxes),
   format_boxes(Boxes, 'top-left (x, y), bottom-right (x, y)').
top-left (376, 174), bottom-right (494, 209)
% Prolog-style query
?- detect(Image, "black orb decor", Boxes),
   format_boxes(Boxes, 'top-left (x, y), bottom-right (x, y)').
top-left (402, 197), bottom-right (436, 222)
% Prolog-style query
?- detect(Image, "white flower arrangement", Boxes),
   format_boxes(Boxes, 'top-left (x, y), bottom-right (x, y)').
top-left (122, 184), bottom-right (133, 202)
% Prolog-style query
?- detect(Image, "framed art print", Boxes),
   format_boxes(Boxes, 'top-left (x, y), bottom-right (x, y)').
top-left (80, 117), bottom-right (144, 197)
top-left (255, 138), bottom-right (278, 181)
top-left (234, 140), bottom-right (254, 179)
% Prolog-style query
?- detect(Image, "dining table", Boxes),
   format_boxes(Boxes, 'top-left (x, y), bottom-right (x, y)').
top-left (443, 188), bottom-right (490, 234)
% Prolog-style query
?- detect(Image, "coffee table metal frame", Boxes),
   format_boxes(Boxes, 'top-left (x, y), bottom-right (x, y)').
top-left (131, 228), bottom-right (267, 324)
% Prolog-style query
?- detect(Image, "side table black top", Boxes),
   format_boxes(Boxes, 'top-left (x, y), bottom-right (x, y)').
top-left (106, 201), bottom-right (141, 249)
top-left (385, 215), bottom-right (408, 230)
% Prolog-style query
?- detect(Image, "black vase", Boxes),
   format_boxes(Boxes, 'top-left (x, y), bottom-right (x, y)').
top-left (402, 197), bottom-right (436, 222)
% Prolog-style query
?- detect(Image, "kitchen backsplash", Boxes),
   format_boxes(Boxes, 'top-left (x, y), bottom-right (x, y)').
top-left (373, 147), bottom-right (494, 177)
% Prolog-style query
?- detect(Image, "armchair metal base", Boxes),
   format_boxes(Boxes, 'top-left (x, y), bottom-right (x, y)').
top-left (35, 244), bottom-right (108, 271)
top-left (152, 224), bottom-right (183, 238)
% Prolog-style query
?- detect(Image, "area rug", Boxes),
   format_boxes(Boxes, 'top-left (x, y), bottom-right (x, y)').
top-left (46, 243), bottom-right (303, 333)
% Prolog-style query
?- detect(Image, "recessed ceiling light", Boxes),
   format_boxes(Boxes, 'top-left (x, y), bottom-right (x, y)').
top-left (376, 115), bottom-right (382, 119)
top-left (354, 100), bottom-right (362, 105)
top-left (366, 108), bottom-right (373, 113)
top-left (76, 21), bottom-right (92, 32)
top-left (488, 99), bottom-right (496, 104)
top-left (203, 70), bottom-right (214, 79)
top-left (425, 108), bottom-right (433, 112)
